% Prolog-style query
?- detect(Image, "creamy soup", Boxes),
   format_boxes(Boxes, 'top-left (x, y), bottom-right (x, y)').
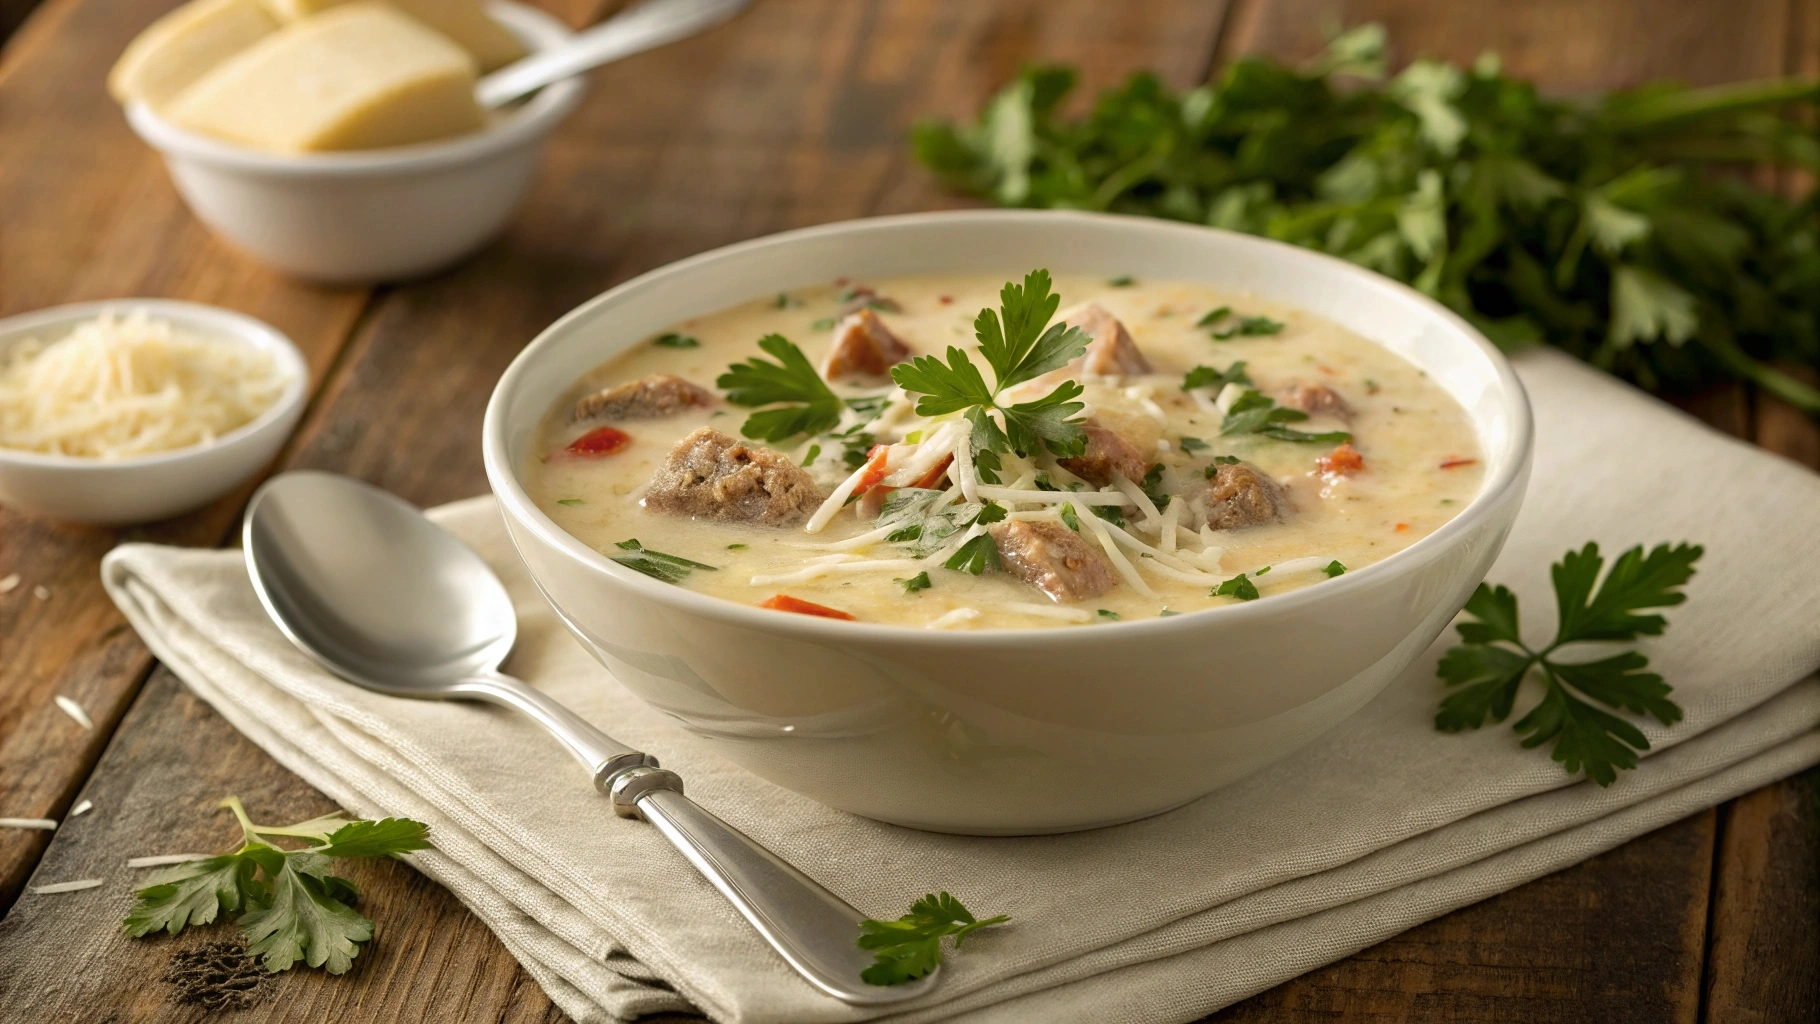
top-left (526, 273), bottom-right (1483, 629)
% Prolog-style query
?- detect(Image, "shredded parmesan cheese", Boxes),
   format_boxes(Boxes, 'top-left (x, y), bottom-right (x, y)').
top-left (0, 818), bottom-right (57, 830)
top-left (29, 878), bottom-right (104, 895)
top-left (69, 799), bottom-right (93, 818)
top-left (0, 574), bottom-right (18, 594)
top-left (925, 607), bottom-right (981, 629)
top-left (55, 695), bottom-right (93, 731)
top-left (128, 854), bottom-right (209, 868)
top-left (0, 311), bottom-right (289, 458)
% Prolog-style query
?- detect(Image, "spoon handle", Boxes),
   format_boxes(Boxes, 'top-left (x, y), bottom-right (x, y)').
top-left (450, 671), bottom-right (657, 785)
top-left (609, 767), bottom-right (940, 1005)
top-left (476, 0), bottom-right (750, 110)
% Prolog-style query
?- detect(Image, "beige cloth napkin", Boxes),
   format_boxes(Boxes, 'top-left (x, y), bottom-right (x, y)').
top-left (101, 348), bottom-right (1820, 1024)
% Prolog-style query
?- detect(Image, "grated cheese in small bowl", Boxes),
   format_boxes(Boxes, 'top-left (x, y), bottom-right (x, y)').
top-left (0, 311), bottom-right (291, 459)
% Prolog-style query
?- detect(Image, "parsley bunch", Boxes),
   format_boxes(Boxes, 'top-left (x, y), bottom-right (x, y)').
top-left (857, 892), bottom-right (1008, 986)
top-left (125, 797), bottom-right (430, 974)
top-left (914, 27), bottom-right (1820, 415)
top-left (891, 270), bottom-right (1092, 464)
top-left (1436, 542), bottom-right (1702, 785)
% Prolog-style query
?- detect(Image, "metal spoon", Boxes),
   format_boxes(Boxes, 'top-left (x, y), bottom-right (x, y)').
top-left (241, 470), bottom-right (935, 1005)
top-left (477, 0), bottom-right (750, 111)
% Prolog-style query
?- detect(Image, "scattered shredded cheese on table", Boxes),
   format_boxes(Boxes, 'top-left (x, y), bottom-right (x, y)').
top-left (29, 879), bottom-right (104, 895)
top-left (0, 818), bottom-right (57, 831)
top-left (0, 311), bottom-right (289, 458)
top-left (69, 799), bottom-right (93, 818)
top-left (54, 695), bottom-right (93, 730)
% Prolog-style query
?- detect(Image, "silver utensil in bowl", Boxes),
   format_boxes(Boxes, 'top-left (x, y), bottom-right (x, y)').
top-left (477, 0), bottom-right (751, 110)
top-left (241, 470), bottom-right (935, 1005)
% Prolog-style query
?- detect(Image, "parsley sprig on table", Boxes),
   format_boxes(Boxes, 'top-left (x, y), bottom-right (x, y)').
top-left (913, 27), bottom-right (1820, 416)
top-left (857, 892), bottom-right (1009, 986)
top-left (124, 797), bottom-right (430, 975)
top-left (1436, 542), bottom-right (1703, 785)
top-left (891, 270), bottom-right (1092, 461)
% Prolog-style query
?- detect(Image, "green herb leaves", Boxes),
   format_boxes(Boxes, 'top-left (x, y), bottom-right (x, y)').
top-left (1221, 390), bottom-right (1352, 444)
top-left (897, 571), bottom-right (933, 594)
top-left (653, 332), bottom-right (699, 348)
top-left (857, 892), bottom-right (1008, 986)
top-left (125, 797), bottom-right (430, 975)
top-left (611, 539), bottom-right (718, 583)
top-left (1183, 361), bottom-right (1251, 393)
top-left (1436, 542), bottom-right (1702, 785)
top-left (1198, 308), bottom-right (1284, 339)
top-left (891, 270), bottom-right (1091, 462)
top-left (944, 534), bottom-right (1000, 575)
top-left (717, 334), bottom-right (844, 442)
top-left (1213, 573), bottom-right (1259, 601)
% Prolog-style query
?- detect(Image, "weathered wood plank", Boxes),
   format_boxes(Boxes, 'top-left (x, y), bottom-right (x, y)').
top-left (0, 1), bottom-right (1231, 1020)
top-left (0, 0), bottom-right (371, 910)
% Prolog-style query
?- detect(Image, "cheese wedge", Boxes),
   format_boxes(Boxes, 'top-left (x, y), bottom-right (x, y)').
top-left (108, 0), bottom-right (281, 109)
top-left (168, 3), bottom-right (484, 152)
top-left (264, 0), bottom-right (527, 71)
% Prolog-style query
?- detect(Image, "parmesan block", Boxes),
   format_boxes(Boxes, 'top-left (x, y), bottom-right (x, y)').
top-left (264, 0), bottom-right (527, 71)
top-left (107, 0), bottom-right (281, 109)
top-left (167, 3), bottom-right (484, 152)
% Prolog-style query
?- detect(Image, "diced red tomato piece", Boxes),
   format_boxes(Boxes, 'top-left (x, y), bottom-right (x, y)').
top-left (1439, 456), bottom-right (1478, 469)
top-left (1318, 442), bottom-right (1365, 476)
top-left (1394, 522), bottom-right (1410, 532)
top-left (759, 595), bottom-right (856, 620)
top-left (853, 445), bottom-right (891, 493)
top-left (565, 426), bottom-right (632, 457)
top-left (908, 453), bottom-right (954, 491)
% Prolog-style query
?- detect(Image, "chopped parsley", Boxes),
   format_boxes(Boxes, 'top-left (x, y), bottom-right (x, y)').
top-left (611, 539), bottom-right (718, 583)
top-left (857, 892), bottom-right (1007, 986)
top-left (811, 316), bottom-right (838, 331)
top-left (1089, 503), bottom-right (1125, 528)
top-left (1182, 361), bottom-right (1250, 393)
top-left (1107, 275), bottom-right (1135, 287)
top-left (896, 572), bottom-right (933, 594)
top-left (1197, 307), bottom-right (1283, 339)
top-left (1254, 565), bottom-right (1272, 575)
top-left (801, 444), bottom-right (821, 467)
top-left (653, 332), bottom-right (700, 348)
top-left (973, 500), bottom-right (1008, 525)
top-left (1213, 573), bottom-right (1259, 601)
top-left (1178, 437), bottom-right (1210, 454)
top-left (1058, 502), bottom-right (1082, 532)
top-left (1436, 541), bottom-right (1702, 785)
top-left (845, 395), bottom-right (893, 420)
top-left (1221, 389), bottom-right (1352, 444)
top-left (555, 498), bottom-right (585, 507)
top-left (726, 543), bottom-right (747, 550)
top-left (1139, 464), bottom-right (1172, 510)
top-left (718, 335), bottom-right (843, 441)
top-left (1203, 455), bottom-right (1242, 478)
top-left (1323, 560), bottom-right (1347, 577)
top-left (890, 270), bottom-right (1091, 463)
top-left (1096, 609), bottom-right (1120, 620)
top-left (944, 534), bottom-right (1000, 575)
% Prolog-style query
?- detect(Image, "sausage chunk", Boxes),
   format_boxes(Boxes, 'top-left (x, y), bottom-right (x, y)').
top-left (643, 428), bottom-right (824, 527)
top-left (1059, 424), bottom-right (1152, 486)
top-left (574, 374), bottom-right (715, 422)
top-left (1200, 461), bottom-right (1291, 530)
top-left (988, 519), bottom-right (1119, 603)
top-left (1066, 303), bottom-right (1151, 376)
top-left (1281, 383), bottom-right (1352, 421)
top-left (821, 308), bottom-right (911, 381)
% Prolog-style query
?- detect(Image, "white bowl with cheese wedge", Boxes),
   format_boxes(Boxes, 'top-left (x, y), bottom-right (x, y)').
top-left (123, 3), bottom-right (583, 284)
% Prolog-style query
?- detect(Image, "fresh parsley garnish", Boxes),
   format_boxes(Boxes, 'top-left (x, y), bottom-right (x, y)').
top-left (890, 270), bottom-right (1091, 462)
top-left (897, 572), bottom-right (933, 594)
top-left (857, 892), bottom-right (1008, 986)
top-left (1221, 389), bottom-right (1352, 444)
top-left (1107, 275), bottom-right (1136, 287)
top-left (726, 543), bottom-right (747, 550)
top-left (1178, 436), bottom-right (1210, 454)
top-left (1139, 464), bottom-right (1171, 510)
top-left (611, 539), bottom-right (718, 583)
top-left (1097, 609), bottom-right (1120, 620)
top-left (1195, 306), bottom-right (1231, 328)
top-left (844, 395), bottom-right (893, 420)
top-left (1435, 542), bottom-right (1702, 785)
top-left (653, 332), bottom-right (699, 348)
top-left (801, 444), bottom-right (821, 467)
top-left (1182, 361), bottom-right (1252, 393)
top-left (1058, 502), bottom-right (1081, 532)
top-left (1089, 503), bottom-right (1125, 528)
top-left (555, 498), bottom-right (585, 507)
top-left (1206, 312), bottom-right (1285, 339)
top-left (944, 534), bottom-right (1000, 575)
top-left (1214, 573), bottom-right (1259, 601)
top-left (718, 334), bottom-right (843, 442)
top-left (124, 797), bottom-right (430, 975)
top-left (1323, 560), bottom-right (1347, 577)
top-left (811, 316), bottom-right (837, 331)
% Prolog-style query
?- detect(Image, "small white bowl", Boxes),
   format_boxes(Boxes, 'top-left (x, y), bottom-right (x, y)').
top-left (484, 211), bottom-right (1535, 834)
top-left (0, 300), bottom-right (308, 525)
top-left (122, 2), bottom-right (583, 284)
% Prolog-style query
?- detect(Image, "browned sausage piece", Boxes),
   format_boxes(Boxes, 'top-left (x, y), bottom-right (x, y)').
top-left (988, 519), bottom-right (1119, 602)
top-left (1281, 383), bottom-right (1353, 421)
top-left (573, 374), bottom-right (716, 423)
top-left (643, 427), bottom-right (824, 527)
top-left (1066, 303), bottom-right (1152, 376)
top-left (1202, 461), bottom-right (1291, 530)
top-left (821, 308), bottom-right (911, 381)
top-left (1059, 423), bottom-right (1153, 486)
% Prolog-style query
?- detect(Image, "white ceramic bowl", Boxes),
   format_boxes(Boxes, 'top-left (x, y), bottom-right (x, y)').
top-left (123, 3), bottom-right (583, 284)
top-left (0, 300), bottom-right (308, 525)
top-left (484, 211), bottom-right (1534, 834)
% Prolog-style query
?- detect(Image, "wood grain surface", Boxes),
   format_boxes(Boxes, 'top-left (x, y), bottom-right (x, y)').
top-left (0, 0), bottom-right (1815, 1020)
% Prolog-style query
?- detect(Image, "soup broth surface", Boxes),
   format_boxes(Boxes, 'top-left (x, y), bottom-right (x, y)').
top-left (526, 273), bottom-right (1483, 629)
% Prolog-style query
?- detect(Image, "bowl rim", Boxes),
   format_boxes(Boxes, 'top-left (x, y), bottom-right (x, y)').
top-left (0, 298), bottom-right (310, 471)
top-left (122, 1), bottom-right (584, 180)
top-left (483, 209), bottom-right (1535, 645)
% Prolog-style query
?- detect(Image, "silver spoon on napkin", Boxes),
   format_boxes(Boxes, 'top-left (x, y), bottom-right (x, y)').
top-left (241, 470), bottom-right (937, 1006)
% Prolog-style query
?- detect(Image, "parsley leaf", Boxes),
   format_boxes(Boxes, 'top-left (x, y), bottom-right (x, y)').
top-left (1178, 436), bottom-right (1210, 454)
top-left (1323, 560), bottom-right (1347, 577)
top-left (1089, 503), bottom-right (1125, 528)
top-left (944, 534), bottom-right (1000, 575)
top-left (124, 797), bottom-right (430, 975)
top-left (1214, 574), bottom-right (1259, 601)
top-left (718, 334), bottom-right (843, 441)
top-left (1199, 309), bottom-right (1285, 339)
top-left (611, 539), bottom-right (718, 583)
top-left (857, 892), bottom-right (1008, 986)
top-left (1221, 389), bottom-right (1352, 444)
top-left (897, 571), bottom-right (932, 594)
top-left (1183, 361), bottom-right (1251, 392)
top-left (1435, 542), bottom-right (1701, 784)
top-left (1139, 464), bottom-right (1171, 510)
top-left (653, 332), bottom-right (699, 348)
top-left (1058, 502), bottom-right (1082, 531)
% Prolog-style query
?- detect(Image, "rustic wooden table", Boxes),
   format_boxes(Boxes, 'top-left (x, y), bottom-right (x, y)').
top-left (1, 0), bottom-right (1817, 1020)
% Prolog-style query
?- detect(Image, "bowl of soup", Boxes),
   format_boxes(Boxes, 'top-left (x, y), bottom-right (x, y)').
top-left (483, 211), bottom-right (1532, 834)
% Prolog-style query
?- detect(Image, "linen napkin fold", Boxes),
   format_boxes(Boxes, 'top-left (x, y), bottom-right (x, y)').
top-left (101, 348), bottom-right (1820, 1024)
